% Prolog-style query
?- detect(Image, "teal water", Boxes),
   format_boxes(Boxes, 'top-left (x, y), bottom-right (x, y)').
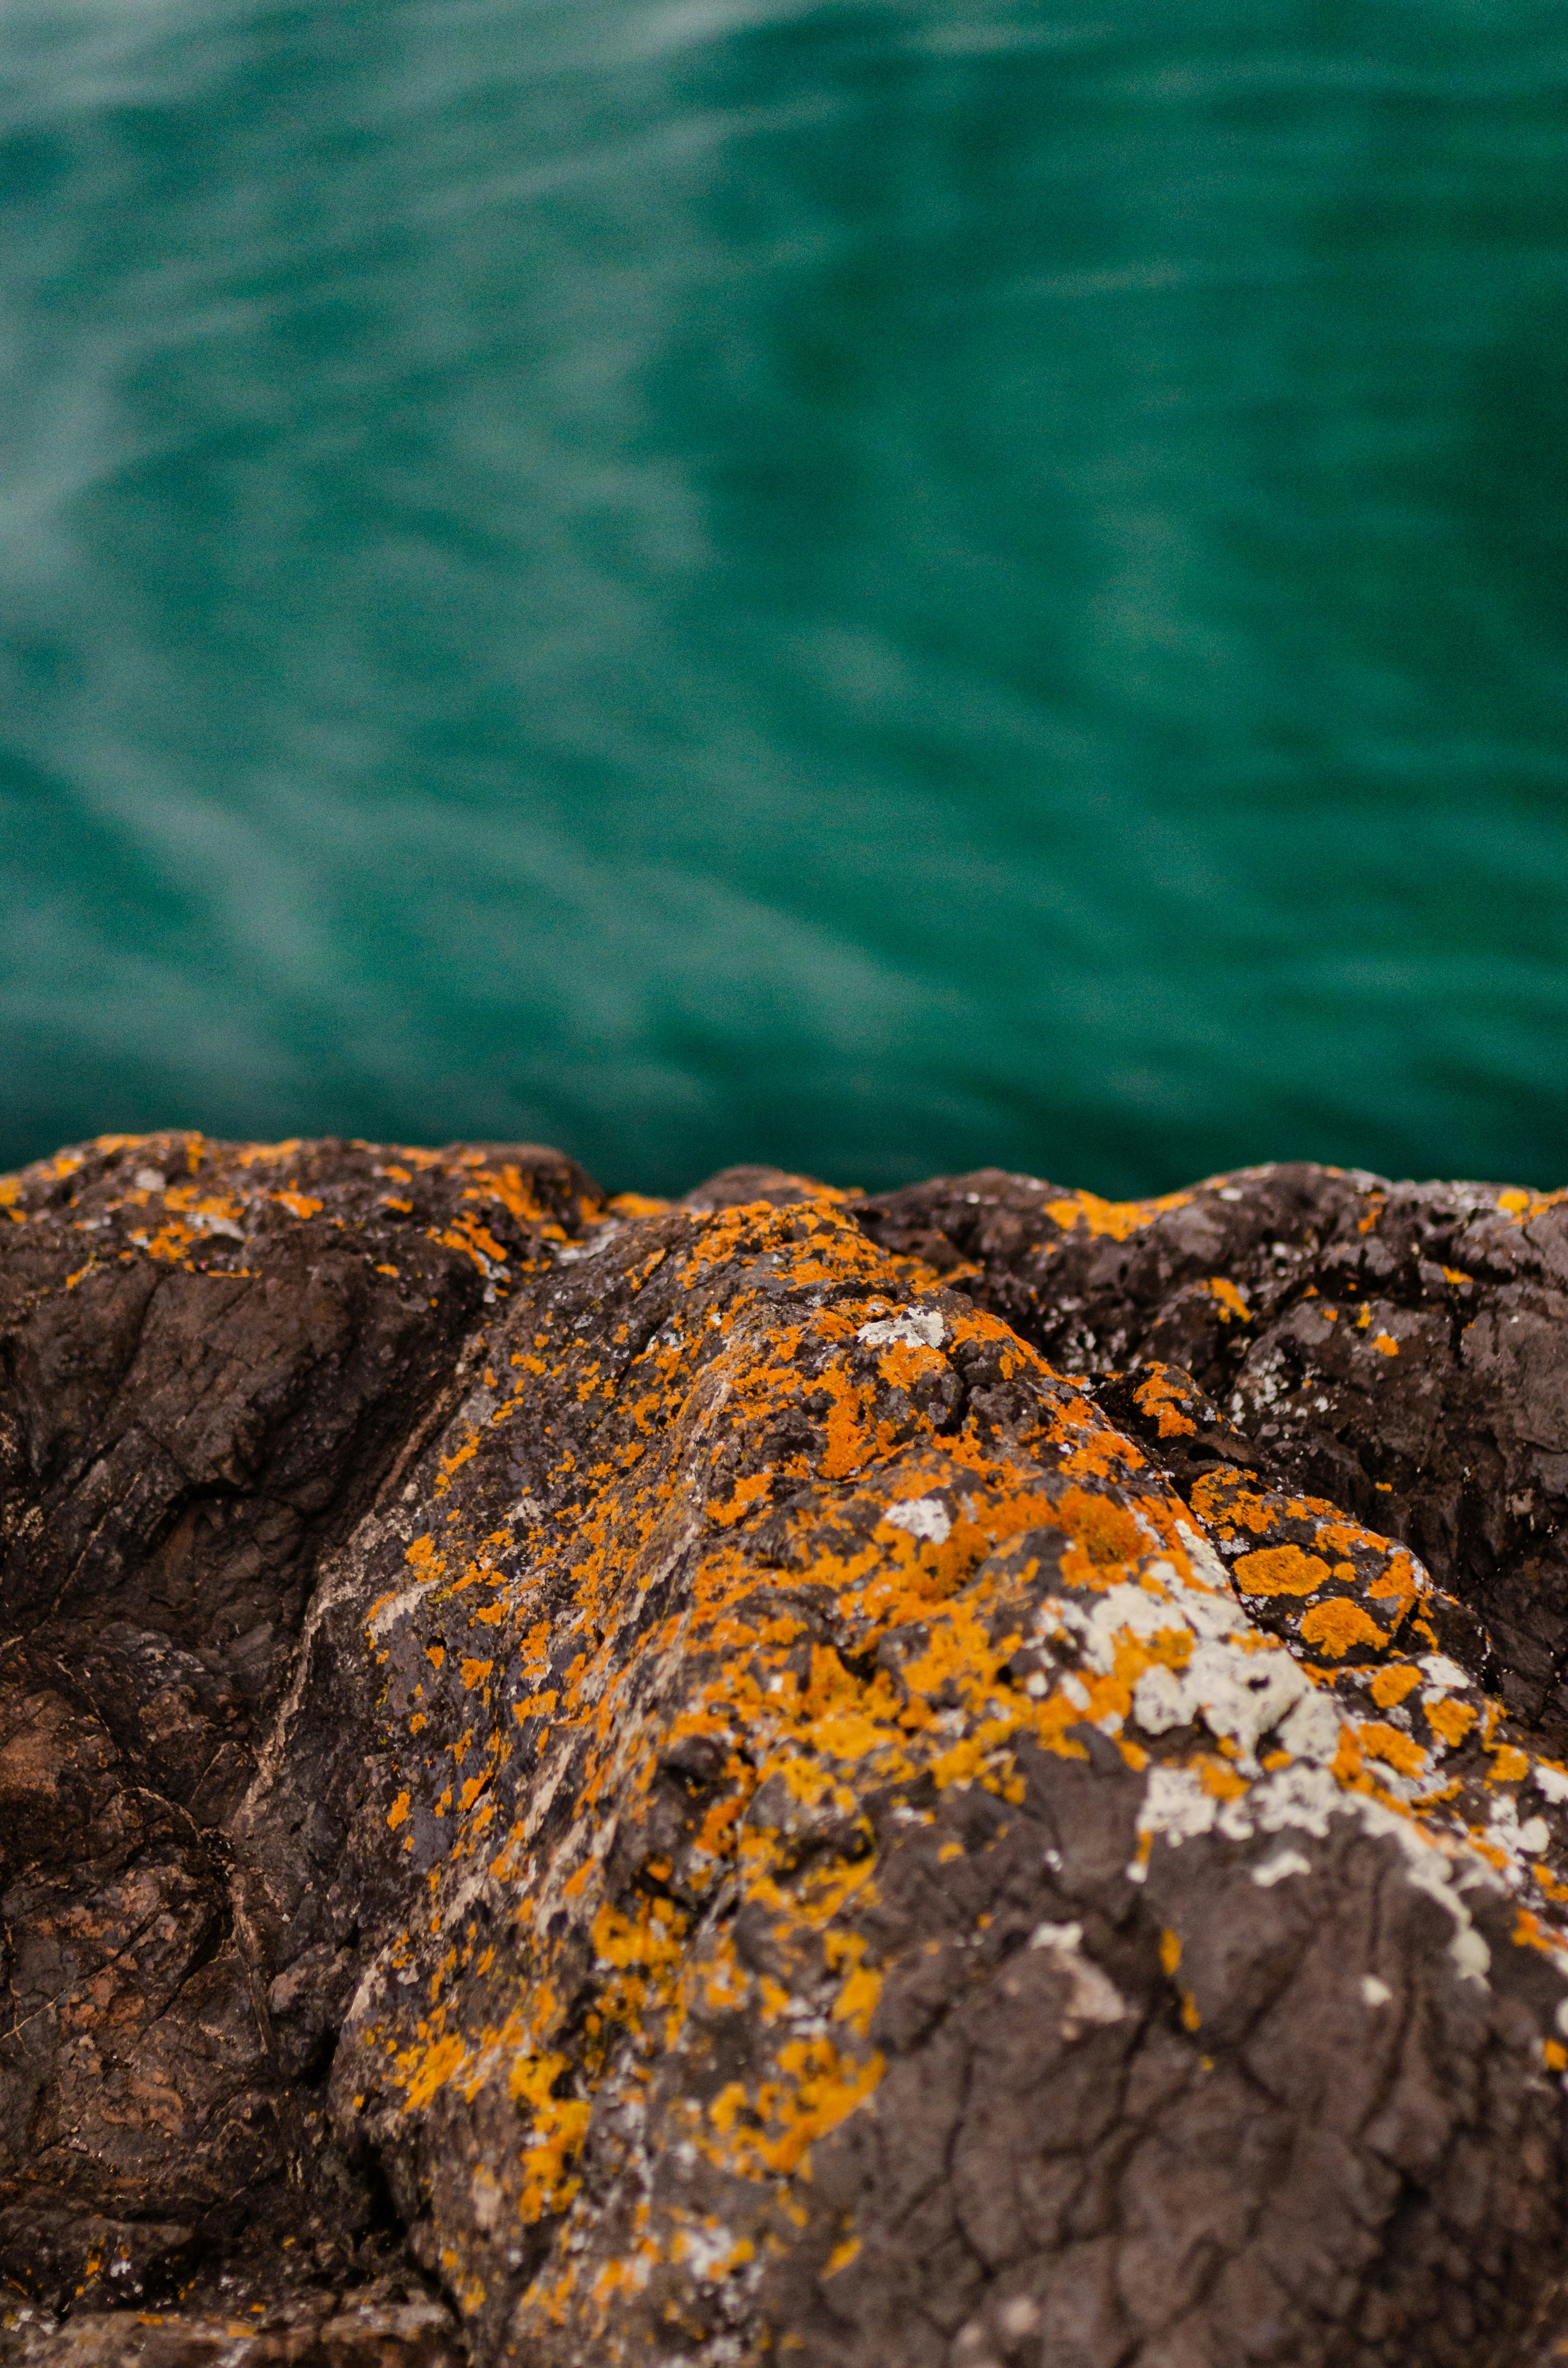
top-left (3, 0), bottom-right (1568, 1196)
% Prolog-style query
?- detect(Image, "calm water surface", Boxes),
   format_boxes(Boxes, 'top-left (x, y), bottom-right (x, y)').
top-left (3, 0), bottom-right (1568, 1194)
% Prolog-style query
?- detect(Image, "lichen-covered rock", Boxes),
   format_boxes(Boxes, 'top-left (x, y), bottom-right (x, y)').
top-left (855, 1164), bottom-right (1568, 1738)
top-left (6, 1142), bottom-right (1568, 2364)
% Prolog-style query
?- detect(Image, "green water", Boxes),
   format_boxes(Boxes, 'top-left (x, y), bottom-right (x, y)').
top-left (3, 0), bottom-right (1567, 1196)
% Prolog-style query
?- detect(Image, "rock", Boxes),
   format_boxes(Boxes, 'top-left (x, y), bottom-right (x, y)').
top-left (855, 1164), bottom-right (1568, 1734)
top-left (0, 2291), bottom-right (460, 2367)
top-left (3, 1139), bottom-right (1568, 2364)
top-left (0, 1132), bottom-right (600, 2350)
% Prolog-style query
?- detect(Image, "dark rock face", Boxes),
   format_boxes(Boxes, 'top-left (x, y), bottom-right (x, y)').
top-left (0, 1134), bottom-right (601, 2351)
top-left (4, 1142), bottom-right (1568, 2365)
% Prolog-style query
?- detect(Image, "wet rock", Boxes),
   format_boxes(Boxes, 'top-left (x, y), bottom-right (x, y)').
top-left (4, 1139), bottom-right (1568, 2364)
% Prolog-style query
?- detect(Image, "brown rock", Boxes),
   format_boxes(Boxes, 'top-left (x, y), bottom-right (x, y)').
top-left (0, 1132), bottom-right (599, 2345)
top-left (3, 1140), bottom-right (1568, 2364)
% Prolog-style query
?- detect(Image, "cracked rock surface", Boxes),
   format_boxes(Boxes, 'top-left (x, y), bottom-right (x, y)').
top-left (4, 1138), bottom-right (1568, 2364)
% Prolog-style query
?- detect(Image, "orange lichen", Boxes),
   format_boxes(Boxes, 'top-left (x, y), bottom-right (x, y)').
top-left (270, 1188), bottom-right (323, 1220)
top-left (1208, 1279), bottom-right (1251, 1323)
top-left (1232, 1546), bottom-right (1331, 1599)
top-left (1358, 1723), bottom-right (1427, 1778)
top-left (710, 1473), bottom-right (772, 1527)
top-left (1425, 1697), bottom-right (1479, 1749)
top-left (1495, 1187), bottom-right (1568, 1223)
top-left (1042, 1187), bottom-right (1195, 1242)
top-left (1366, 1554), bottom-right (1420, 1620)
top-left (1131, 1369), bottom-right (1198, 1437)
top-left (1298, 1599), bottom-right (1389, 1659)
top-left (1188, 1474), bottom-right (1275, 1537)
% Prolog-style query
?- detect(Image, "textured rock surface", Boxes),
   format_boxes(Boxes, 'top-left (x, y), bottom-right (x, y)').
top-left (5, 1141), bottom-right (1568, 2364)
top-left (856, 1165), bottom-right (1568, 1736)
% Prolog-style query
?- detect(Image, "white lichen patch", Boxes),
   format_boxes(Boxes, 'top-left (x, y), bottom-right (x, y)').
top-left (1027, 1921), bottom-right (1128, 2030)
top-left (1252, 1849), bottom-right (1312, 1887)
top-left (856, 1308), bottom-right (946, 1350)
top-left (882, 1497), bottom-right (953, 1544)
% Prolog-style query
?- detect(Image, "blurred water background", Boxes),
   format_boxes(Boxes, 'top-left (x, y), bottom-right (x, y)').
top-left (2, 0), bottom-right (1567, 1196)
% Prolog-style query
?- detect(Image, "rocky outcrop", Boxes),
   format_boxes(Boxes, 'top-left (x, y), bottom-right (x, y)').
top-left (4, 1139), bottom-right (1568, 2365)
